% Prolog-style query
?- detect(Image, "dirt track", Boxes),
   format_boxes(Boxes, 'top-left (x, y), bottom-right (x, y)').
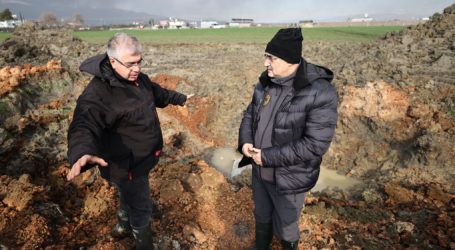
top-left (0, 4), bottom-right (454, 250)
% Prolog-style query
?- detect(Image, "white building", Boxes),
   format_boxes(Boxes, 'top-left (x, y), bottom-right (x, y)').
top-left (351, 13), bottom-right (373, 22)
top-left (299, 20), bottom-right (315, 28)
top-left (0, 20), bottom-right (23, 28)
top-left (158, 20), bottom-right (169, 28)
top-left (200, 21), bottom-right (218, 29)
top-left (168, 18), bottom-right (187, 29)
top-left (212, 24), bottom-right (226, 29)
top-left (229, 18), bottom-right (253, 28)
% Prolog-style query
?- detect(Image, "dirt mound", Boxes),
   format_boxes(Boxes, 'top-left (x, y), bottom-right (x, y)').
top-left (0, 27), bottom-right (98, 178)
top-left (145, 44), bottom-right (265, 146)
top-left (152, 73), bottom-right (221, 146)
top-left (150, 160), bottom-right (254, 249)
top-left (0, 61), bottom-right (80, 177)
top-left (323, 5), bottom-right (455, 193)
top-left (0, 60), bottom-right (61, 96)
top-left (0, 22), bottom-right (97, 70)
top-left (337, 3), bottom-right (455, 87)
top-left (327, 80), bottom-right (455, 190)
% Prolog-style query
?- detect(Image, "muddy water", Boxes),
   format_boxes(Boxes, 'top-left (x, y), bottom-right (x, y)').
top-left (210, 147), bottom-right (360, 191)
top-left (311, 167), bottom-right (361, 192)
top-left (210, 147), bottom-right (244, 178)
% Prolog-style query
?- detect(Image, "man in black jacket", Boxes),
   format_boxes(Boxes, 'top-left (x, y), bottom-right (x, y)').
top-left (67, 33), bottom-right (190, 249)
top-left (238, 28), bottom-right (338, 249)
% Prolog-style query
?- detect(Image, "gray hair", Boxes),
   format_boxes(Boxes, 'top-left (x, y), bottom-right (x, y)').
top-left (106, 32), bottom-right (142, 59)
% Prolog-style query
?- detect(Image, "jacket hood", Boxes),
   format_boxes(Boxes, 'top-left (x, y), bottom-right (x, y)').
top-left (79, 53), bottom-right (130, 88)
top-left (79, 53), bottom-right (108, 78)
top-left (259, 58), bottom-right (334, 90)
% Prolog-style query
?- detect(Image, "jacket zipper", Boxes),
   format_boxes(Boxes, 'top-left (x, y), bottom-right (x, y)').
top-left (258, 88), bottom-right (281, 180)
top-left (253, 91), bottom-right (264, 178)
top-left (270, 90), bottom-right (294, 188)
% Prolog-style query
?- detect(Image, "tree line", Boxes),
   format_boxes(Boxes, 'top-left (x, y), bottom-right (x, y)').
top-left (0, 9), bottom-right (85, 27)
top-left (0, 9), bottom-right (13, 21)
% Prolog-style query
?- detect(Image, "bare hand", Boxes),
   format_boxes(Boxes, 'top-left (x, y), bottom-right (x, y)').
top-left (242, 143), bottom-right (255, 157)
top-left (67, 154), bottom-right (108, 181)
top-left (251, 148), bottom-right (263, 166)
top-left (184, 94), bottom-right (195, 108)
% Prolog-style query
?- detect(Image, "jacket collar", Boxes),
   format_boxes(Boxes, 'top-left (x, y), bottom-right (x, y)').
top-left (79, 53), bottom-right (136, 89)
top-left (259, 58), bottom-right (310, 90)
top-left (100, 56), bottom-right (132, 88)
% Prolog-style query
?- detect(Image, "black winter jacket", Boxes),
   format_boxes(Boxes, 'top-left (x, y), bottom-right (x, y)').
top-left (238, 59), bottom-right (338, 194)
top-left (67, 54), bottom-right (186, 182)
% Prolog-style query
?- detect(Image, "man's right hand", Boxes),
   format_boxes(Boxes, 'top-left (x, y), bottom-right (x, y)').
top-left (67, 154), bottom-right (108, 181)
top-left (242, 143), bottom-right (255, 158)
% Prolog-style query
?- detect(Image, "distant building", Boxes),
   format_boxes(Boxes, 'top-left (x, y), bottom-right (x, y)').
top-left (299, 20), bottom-right (315, 28)
top-left (0, 13), bottom-right (24, 29)
top-left (158, 20), bottom-right (169, 28)
top-left (200, 21), bottom-right (218, 29)
top-left (168, 18), bottom-right (187, 29)
top-left (350, 13), bottom-right (373, 22)
top-left (0, 20), bottom-right (23, 29)
top-left (229, 18), bottom-right (253, 28)
top-left (188, 21), bottom-right (198, 28)
top-left (212, 24), bottom-right (226, 29)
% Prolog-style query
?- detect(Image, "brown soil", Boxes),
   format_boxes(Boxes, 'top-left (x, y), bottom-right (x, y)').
top-left (0, 4), bottom-right (454, 250)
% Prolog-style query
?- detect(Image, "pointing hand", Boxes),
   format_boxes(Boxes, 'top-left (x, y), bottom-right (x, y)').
top-left (67, 154), bottom-right (108, 181)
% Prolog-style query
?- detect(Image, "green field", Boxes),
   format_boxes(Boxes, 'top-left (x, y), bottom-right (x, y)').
top-left (0, 32), bottom-right (9, 42)
top-left (0, 26), bottom-right (404, 44)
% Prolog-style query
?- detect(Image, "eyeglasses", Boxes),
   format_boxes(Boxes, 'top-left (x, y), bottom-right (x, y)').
top-left (264, 54), bottom-right (278, 62)
top-left (112, 57), bottom-right (148, 69)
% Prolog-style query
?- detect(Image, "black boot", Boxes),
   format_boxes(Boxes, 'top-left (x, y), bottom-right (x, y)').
top-left (132, 224), bottom-right (153, 250)
top-left (254, 222), bottom-right (273, 250)
top-left (111, 209), bottom-right (132, 238)
top-left (281, 240), bottom-right (298, 250)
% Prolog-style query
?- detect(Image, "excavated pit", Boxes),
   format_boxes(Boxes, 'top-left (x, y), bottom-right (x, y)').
top-left (0, 4), bottom-right (454, 249)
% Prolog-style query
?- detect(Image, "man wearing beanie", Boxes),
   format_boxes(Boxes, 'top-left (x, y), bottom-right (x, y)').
top-left (238, 28), bottom-right (338, 250)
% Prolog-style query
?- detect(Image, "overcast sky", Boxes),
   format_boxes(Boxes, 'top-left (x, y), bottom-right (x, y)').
top-left (114, 0), bottom-right (453, 22)
top-left (1, 0), bottom-right (454, 22)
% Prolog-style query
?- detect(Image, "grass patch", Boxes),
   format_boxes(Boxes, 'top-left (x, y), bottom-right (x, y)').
top-left (302, 26), bottom-right (403, 41)
top-left (0, 32), bottom-right (11, 42)
top-left (74, 27), bottom-right (282, 44)
top-left (0, 26), bottom-right (404, 44)
top-left (72, 26), bottom-right (404, 44)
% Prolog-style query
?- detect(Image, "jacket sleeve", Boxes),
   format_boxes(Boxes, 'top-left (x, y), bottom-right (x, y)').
top-left (238, 103), bottom-right (254, 152)
top-left (261, 83), bottom-right (338, 168)
top-left (238, 89), bottom-right (256, 153)
top-left (67, 84), bottom-right (113, 165)
top-left (145, 77), bottom-right (187, 108)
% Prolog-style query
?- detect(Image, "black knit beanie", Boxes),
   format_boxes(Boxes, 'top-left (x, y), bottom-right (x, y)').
top-left (265, 28), bottom-right (303, 64)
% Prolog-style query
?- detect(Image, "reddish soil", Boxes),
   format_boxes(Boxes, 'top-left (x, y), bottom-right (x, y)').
top-left (0, 4), bottom-right (454, 249)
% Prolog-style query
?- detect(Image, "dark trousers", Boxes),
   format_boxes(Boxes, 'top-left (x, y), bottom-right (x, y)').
top-left (112, 175), bottom-right (152, 228)
top-left (252, 170), bottom-right (306, 242)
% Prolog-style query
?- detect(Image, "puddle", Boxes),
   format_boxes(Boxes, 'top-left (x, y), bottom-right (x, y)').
top-left (209, 147), bottom-right (360, 191)
top-left (312, 167), bottom-right (361, 192)
top-left (209, 147), bottom-right (249, 179)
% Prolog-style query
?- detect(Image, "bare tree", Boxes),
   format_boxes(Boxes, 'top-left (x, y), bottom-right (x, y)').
top-left (73, 13), bottom-right (85, 26)
top-left (40, 12), bottom-right (60, 26)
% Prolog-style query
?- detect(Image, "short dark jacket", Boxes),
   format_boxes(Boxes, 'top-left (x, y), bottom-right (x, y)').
top-left (238, 59), bottom-right (338, 194)
top-left (67, 54), bottom-right (186, 182)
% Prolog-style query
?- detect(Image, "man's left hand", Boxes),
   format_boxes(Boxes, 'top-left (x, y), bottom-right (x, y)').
top-left (251, 148), bottom-right (262, 166)
top-left (184, 93), bottom-right (195, 108)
